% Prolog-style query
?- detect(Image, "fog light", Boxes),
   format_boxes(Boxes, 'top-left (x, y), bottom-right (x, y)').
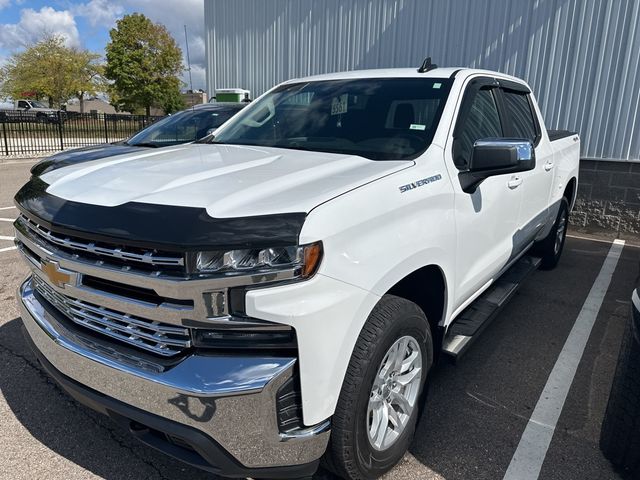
top-left (192, 328), bottom-right (296, 349)
top-left (204, 290), bottom-right (227, 317)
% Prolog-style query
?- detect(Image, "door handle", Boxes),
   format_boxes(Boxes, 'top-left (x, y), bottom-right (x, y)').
top-left (544, 162), bottom-right (554, 171)
top-left (508, 176), bottom-right (523, 189)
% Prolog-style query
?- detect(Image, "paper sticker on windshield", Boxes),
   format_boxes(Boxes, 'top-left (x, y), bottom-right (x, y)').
top-left (331, 94), bottom-right (348, 115)
top-left (410, 124), bottom-right (426, 131)
top-left (433, 83), bottom-right (442, 89)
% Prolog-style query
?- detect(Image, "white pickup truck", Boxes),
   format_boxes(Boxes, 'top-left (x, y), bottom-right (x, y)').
top-left (0, 99), bottom-right (62, 123)
top-left (14, 65), bottom-right (579, 479)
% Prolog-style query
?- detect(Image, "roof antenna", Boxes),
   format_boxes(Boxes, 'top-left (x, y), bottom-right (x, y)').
top-left (418, 57), bottom-right (438, 73)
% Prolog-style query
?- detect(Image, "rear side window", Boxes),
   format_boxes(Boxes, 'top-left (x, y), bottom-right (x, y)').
top-left (503, 91), bottom-right (537, 142)
top-left (453, 88), bottom-right (503, 168)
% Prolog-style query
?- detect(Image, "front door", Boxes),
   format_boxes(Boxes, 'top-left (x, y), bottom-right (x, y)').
top-left (444, 79), bottom-right (524, 312)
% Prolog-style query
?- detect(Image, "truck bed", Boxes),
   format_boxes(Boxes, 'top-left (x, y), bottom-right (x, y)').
top-left (548, 129), bottom-right (578, 142)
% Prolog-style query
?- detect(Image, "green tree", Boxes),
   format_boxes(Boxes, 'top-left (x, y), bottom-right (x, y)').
top-left (0, 35), bottom-right (105, 109)
top-left (105, 13), bottom-right (185, 115)
top-left (68, 50), bottom-right (106, 113)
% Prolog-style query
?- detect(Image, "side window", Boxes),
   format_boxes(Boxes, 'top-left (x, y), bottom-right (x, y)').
top-left (17, 101), bottom-right (28, 108)
top-left (453, 87), bottom-right (503, 169)
top-left (503, 91), bottom-right (537, 142)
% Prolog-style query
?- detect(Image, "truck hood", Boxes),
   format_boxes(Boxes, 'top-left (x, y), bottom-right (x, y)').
top-left (31, 144), bottom-right (144, 176)
top-left (40, 143), bottom-right (412, 218)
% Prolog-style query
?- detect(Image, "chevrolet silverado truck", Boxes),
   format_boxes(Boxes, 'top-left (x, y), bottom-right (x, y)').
top-left (14, 65), bottom-right (580, 479)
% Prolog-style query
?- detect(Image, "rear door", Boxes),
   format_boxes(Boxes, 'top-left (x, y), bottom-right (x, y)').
top-left (499, 83), bottom-right (554, 248)
top-left (445, 77), bottom-right (524, 310)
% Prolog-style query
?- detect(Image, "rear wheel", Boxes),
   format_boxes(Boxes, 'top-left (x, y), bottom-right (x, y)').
top-left (326, 295), bottom-right (432, 480)
top-left (534, 197), bottom-right (569, 270)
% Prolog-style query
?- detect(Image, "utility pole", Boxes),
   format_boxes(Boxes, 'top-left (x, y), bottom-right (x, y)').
top-left (184, 25), bottom-right (194, 94)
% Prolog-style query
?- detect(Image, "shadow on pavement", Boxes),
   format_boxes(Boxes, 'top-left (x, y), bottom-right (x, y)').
top-left (0, 317), bottom-right (215, 480)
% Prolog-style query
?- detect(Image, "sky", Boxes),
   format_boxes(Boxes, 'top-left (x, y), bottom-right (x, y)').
top-left (0, 0), bottom-right (207, 92)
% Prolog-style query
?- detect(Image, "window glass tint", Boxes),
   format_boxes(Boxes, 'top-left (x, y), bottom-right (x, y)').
top-left (503, 91), bottom-right (537, 142)
top-left (384, 99), bottom-right (442, 131)
top-left (211, 78), bottom-right (452, 160)
top-left (453, 88), bottom-right (502, 168)
top-left (127, 107), bottom-right (241, 147)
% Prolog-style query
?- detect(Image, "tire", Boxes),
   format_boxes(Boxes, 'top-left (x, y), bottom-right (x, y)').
top-left (533, 197), bottom-right (569, 270)
top-left (326, 295), bottom-right (432, 480)
top-left (600, 311), bottom-right (640, 476)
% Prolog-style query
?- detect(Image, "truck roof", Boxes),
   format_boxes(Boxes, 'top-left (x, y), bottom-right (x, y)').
top-left (285, 67), bottom-right (529, 87)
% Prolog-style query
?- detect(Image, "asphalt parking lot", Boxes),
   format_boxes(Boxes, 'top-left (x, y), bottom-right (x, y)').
top-left (0, 159), bottom-right (638, 480)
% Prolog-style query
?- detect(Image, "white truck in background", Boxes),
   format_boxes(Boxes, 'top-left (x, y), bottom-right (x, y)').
top-left (15, 62), bottom-right (579, 479)
top-left (0, 99), bottom-right (62, 123)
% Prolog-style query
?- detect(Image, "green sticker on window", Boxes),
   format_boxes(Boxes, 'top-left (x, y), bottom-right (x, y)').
top-left (410, 124), bottom-right (426, 131)
top-left (433, 83), bottom-right (442, 89)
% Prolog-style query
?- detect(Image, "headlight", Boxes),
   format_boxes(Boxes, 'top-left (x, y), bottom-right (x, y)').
top-left (195, 242), bottom-right (322, 279)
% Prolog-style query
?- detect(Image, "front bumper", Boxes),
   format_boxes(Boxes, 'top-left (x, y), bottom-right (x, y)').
top-left (18, 277), bottom-right (330, 476)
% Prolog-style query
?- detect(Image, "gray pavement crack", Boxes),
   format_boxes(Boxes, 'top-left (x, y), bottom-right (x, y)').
top-left (0, 341), bottom-right (173, 480)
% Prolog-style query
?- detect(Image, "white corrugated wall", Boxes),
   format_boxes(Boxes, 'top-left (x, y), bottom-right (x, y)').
top-left (205, 0), bottom-right (640, 161)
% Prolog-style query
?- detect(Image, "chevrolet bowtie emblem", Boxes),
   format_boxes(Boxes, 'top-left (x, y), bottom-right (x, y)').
top-left (41, 260), bottom-right (76, 288)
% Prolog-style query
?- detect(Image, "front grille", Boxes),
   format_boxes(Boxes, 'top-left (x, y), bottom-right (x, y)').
top-left (33, 275), bottom-right (191, 357)
top-left (20, 215), bottom-right (184, 270)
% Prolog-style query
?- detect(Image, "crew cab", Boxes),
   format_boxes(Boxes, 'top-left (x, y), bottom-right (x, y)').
top-left (14, 65), bottom-right (579, 479)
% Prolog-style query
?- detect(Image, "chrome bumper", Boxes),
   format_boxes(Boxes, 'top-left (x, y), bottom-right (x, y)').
top-left (18, 277), bottom-right (330, 469)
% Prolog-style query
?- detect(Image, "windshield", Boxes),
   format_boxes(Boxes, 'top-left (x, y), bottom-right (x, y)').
top-left (30, 101), bottom-right (48, 108)
top-left (211, 78), bottom-right (452, 160)
top-left (127, 107), bottom-right (241, 147)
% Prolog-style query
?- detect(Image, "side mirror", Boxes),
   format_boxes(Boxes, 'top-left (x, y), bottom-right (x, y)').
top-left (459, 138), bottom-right (535, 193)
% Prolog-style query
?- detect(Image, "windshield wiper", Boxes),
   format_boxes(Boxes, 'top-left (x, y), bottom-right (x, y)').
top-left (129, 142), bottom-right (159, 148)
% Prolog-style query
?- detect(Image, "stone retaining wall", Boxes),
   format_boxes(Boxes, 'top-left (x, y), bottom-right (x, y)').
top-left (571, 160), bottom-right (640, 242)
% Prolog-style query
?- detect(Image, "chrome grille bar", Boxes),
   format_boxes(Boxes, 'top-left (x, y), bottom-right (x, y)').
top-left (33, 275), bottom-right (190, 357)
top-left (20, 215), bottom-right (184, 267)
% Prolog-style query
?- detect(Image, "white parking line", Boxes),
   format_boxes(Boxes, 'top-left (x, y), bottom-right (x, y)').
top-left (503, 239), bottom-right (625, 480)
top-left (0, 218), bottom-right (15, 222)
top-left (0, 206), bottom-right (16, 210)
top-left (0, 246), bottom-right (17, 253)
top-left (0, 235), bottom-right (14, 241)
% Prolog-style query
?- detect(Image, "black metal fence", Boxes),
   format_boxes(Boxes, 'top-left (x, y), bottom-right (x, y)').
top-left (0, 110), bottom-right (164, 156)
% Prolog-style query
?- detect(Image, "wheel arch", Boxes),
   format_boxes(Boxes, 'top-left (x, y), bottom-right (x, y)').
top-left (564, 177), bottom-right (577, 210)
top-left (385, 264), bottom-right (448, 353)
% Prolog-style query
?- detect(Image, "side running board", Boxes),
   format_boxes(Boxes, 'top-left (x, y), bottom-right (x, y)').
top-left (442, 255), bottom-right (542, 361)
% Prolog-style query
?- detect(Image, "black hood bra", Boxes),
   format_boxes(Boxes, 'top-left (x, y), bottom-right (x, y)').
top-left (14, 177), bottom-right (306, 251)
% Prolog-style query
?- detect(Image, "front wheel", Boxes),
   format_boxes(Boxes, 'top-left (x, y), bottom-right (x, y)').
top-left (326, 295), bottom-right (432, 480)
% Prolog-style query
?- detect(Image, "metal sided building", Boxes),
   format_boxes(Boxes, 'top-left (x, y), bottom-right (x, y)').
top-left (205, 0), bottom-right (640, 162)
